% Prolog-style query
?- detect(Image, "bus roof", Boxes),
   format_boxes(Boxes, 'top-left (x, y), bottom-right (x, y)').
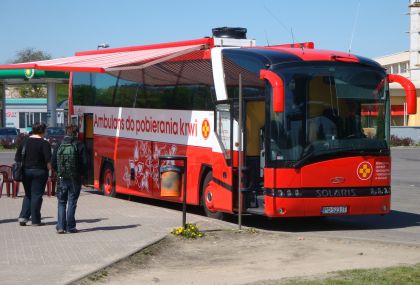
top-left (224, 47), bottom-right (383, 70)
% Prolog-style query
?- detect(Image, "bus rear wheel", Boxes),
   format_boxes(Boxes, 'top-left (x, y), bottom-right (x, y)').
top-left (101, 163), bottom-right (116, 197)
top-left (201, 172), bottom-right (224, 220)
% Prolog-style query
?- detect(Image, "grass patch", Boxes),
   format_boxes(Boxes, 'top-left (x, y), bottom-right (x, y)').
top-left (0, 145), bottom-right (16, 152)
top-left (86, 270), bottom-right (108, 282)
top-left (268, 263), bottom-right (420, 285)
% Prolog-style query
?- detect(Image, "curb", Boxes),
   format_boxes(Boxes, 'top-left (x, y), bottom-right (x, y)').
top-left (64, 235), bottom-right (167, 285)
top-left (391, 146), bottom-right (420, 149)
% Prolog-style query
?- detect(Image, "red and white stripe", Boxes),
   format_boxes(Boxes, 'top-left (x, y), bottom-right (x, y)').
top-left (0, 44), bottom-right (205, 73)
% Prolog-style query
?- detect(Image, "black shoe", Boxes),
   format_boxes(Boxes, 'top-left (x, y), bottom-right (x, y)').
top-left (31, 222), bottom-right (45, 226)
top-left (67, 228), bottom-right (78, 233)
top-left (18, 218), bottom-right (28, 226)
top-left (56, 229), bottom-right (65, 234)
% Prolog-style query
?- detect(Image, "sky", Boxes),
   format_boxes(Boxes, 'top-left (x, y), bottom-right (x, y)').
top-left (0, 0), bottom-right (410, 63)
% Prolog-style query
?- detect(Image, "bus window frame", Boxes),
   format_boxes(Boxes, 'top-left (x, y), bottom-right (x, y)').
top-left (214, 99), bottom-right (233, 166)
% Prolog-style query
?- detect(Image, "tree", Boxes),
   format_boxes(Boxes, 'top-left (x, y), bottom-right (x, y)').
top-left (13, 48), bottom-right (51, 63)
top-left (12, 48), bottom-right (52, 98)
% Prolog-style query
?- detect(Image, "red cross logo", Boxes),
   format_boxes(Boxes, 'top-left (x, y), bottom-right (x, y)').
top-left (357, 161), bottom-right (373, 180)
top-left (202, 119), bottom-right (210, 139)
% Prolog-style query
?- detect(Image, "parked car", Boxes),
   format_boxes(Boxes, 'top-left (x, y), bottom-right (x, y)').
top-left (0, 127), bottom-right (20, 148)
top-left (45, 127), bottom-right (65, 148)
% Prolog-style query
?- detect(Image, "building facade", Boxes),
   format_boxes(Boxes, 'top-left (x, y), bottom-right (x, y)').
top-left (375, 0), bottom-right (420, 127)
top-left (5, 98), bottom-right (67, 132)
top-left (0, 69), bottom-right (69, 128)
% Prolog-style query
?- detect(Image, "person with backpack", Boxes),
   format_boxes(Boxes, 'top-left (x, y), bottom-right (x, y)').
top-left (52, 125), bottom-right (87, 234)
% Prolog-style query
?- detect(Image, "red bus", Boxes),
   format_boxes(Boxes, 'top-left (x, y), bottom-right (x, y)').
top-left (67, 28), bottom-right (416, 218)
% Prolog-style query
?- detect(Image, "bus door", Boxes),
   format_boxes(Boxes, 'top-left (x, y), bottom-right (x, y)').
top-left (83, 113), bottom-right (94, 186)
top-left (243, 99), bottom-right (266, 211)
top-left (213, 101), bottom-right (235, 212)
top-left (216, 99), bottom-right (264, 212)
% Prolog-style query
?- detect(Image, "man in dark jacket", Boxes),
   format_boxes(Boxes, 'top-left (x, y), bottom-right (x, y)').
top-left (52, 125), bottom-right (87, 234)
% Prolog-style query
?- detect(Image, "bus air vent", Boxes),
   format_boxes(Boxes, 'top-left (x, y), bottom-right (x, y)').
top-left (212, 27), bottom-right (247, 39)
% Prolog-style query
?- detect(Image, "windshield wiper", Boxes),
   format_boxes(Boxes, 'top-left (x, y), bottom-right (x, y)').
top-left (292, 148), bottom-right (319, 169)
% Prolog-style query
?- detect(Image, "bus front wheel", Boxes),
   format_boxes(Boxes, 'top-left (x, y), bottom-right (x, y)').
top-left (101, 164), bottom-right (116, 197)
top-left (201, 172), bottom-right (223, 220)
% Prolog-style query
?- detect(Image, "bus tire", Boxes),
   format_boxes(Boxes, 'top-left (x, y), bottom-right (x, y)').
top-left (201, 172), bottom-right (224, 220)
top-left (101, 163), bottom-right (116, 197)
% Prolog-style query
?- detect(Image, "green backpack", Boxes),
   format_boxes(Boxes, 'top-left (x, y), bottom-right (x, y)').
top-left (57, 141), bottom-right (78, 178)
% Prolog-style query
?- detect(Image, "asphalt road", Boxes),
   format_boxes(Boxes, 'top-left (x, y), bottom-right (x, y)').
top-left (0, 150), bottom-right (15, 166)
top-left (1, 148), bottom-right (420, 245)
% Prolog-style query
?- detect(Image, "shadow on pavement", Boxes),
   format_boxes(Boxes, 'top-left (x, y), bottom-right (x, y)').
top-left (223, 210), bottom-right (420, 232)
top-left (0, 217), bottom-right (107, 226)
top-left (43, 218), bottom-right (110, 228)
top-left (0, 218), bottom-right (19, 225)
top-left (0, 216), bottom-right (54, 225)
top-left (78, 224), bottom-right (141, 233)
top-left (78, 218), bottom-right (107, 224)
top-left (84, 190), bottom-right (420, 233)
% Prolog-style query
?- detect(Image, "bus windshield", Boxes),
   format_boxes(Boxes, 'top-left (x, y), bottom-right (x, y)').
top-left (268, 63), bottom-right (389, 167)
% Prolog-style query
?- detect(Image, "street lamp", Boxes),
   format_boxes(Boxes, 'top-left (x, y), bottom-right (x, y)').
top-left (97, 43), bottom-right (110, 50)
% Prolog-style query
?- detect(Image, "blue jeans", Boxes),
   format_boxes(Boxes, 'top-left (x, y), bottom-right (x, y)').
top-left (56, 178), bottom-right (82, 231)
top-left (19, 168), bottom-right (48, 224)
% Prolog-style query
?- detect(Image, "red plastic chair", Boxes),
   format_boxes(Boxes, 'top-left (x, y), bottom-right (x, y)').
top-left (46, 170), bottom-right (57, 197)
top-left (0, 165), bottom-right (19, 198)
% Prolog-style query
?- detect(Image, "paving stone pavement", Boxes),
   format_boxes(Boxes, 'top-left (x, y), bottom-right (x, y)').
top-left (0, 189), bottom-right (226, 285)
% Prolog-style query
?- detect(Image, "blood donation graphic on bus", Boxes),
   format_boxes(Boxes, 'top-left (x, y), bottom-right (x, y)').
top-left (122, 140), bottom-right (179, 192)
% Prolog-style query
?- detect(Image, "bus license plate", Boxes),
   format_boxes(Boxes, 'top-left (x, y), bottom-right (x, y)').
top-left (321, 206), bottom-right (348, 215)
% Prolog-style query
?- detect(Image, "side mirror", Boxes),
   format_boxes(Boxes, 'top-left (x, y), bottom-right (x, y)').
top-left (260, 70), bottom-right (284, 113)
top-left (388, 74), bottom-right (417, 115)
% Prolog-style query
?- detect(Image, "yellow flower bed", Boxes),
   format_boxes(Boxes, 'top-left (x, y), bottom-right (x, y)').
top-left (171, 223), bottom-right (204, 239)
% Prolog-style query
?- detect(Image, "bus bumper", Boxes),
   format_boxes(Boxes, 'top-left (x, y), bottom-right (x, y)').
top-left (264, 195), bottom-right (391, 217)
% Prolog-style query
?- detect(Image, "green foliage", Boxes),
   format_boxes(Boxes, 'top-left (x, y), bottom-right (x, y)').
top-left (390, 135), bottom-right (416, 146)
top-left (15, 83), bottom-right (68, 100)
top-left (12, 47), bottom-right (51, 63)
top-left (271, 263), bottom-right (420, 285)
top-left (171, 223), bottom-right (204, 239)
top-left (18, 84), bottom-right (47, 98)
top-left (11, 48), bottom-right (52, 98)
top-left (245, 227), bottom-right (258, 234)
top-left (56, 84), bottom-right (69, 103)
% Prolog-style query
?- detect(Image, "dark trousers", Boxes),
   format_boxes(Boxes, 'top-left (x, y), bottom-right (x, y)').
top-left (19, 168), bottom-right (48, 224)
top-left (56, 178), bottom-right (82, 231)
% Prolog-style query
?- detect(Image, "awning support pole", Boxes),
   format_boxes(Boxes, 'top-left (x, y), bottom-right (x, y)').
top-left (238, 73), bottom-right (243, 230)
top-left (47, 82), bottom-right (57, 127)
